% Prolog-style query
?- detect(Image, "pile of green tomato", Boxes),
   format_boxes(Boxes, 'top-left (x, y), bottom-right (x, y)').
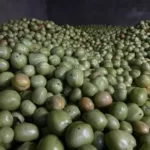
top-left (1, 18), bottom-right (150, 150)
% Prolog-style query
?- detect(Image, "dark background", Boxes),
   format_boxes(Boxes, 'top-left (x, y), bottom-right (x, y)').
top-left (0, 0), bottom-right (150, 26)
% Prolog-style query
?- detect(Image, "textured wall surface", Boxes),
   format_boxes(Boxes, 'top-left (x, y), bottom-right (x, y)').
top-left (48, 0), bottom-right (150, 26)
top-left (1, 0), bottom-right (150, 26)
top-left (0, 0), bottom-right (48, 24)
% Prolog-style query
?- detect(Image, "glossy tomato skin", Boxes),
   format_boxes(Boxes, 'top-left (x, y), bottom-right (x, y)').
top-left (47, 110), bottom-right (72, 136)
top-left (14, 122), bottom-right (39, 142)
top-left (0, 90), bottom-right (21, 111)
top-left (65, 121), bottom-right (94, 149)
top-left (105, 130), bottom-right (136, 150)
top-left (82, 109), bottom-right (108, 131)
top-left (37, 134), bottom-right (64, 150)
top-left (129, 87), bottom-right (147, 106)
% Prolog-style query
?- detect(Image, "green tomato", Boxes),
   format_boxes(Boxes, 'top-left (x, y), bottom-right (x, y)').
top-left (104, 53), bottom-right (113, 60)
top-left (69, 88), bottom-right (82, 102)
top-left (91, 76), bottom-right (108, 91)
top-left (0, 90), bottom-right (21, 111)
top-left (106, 67), bottom-right (117, 76)
top-left (141, 101), bottom-right (150, 116)
top-left (109, 102), bottom-right (128, 121)
top-left (21, 90), bottom-right (32, 100)
top-left (117, 42), bottom-right (124, 49)
top-left (28, 53), bottom-right (48, 66)
top-left (59, 61), bottom-right (72, 70)
top-left (106, 74), bottom-right (117, 86)
top-left (49, 55), bottom-right (61, 66)
top-left (126, 86), bottom-right (135, 94)
top-left (113, 89), bottom-right (127, 102)
top-left (116, 75), bottom-right (124, 83)
top-left (121, 60), bottom-right (129, 69)
top-left (29, 43), bottom-right (42, 53)
top-left (129, 87), bottom-right (147, 106)
top-left (0, 127), bottom-right (14, 145)
top-left (50, 46), bottom-right (64, 58)
top-left (132, 120), bottom-right (149, 134)
top-left (10, 52), bottom-right (27, 69)
top-left (63, 84), bottom-right (72, 97)
top-left (20, 100), bottom-right (36, 116)
top-left (81, 82), bottom-right (98, 97)
top-left (135, 74), bottom-right (150, 88)
top-left (141, 116), bottom-right (150, 127)
top-left (82, 109), bottom-right (107, 131)
top-left (46, 65), bottom-right (56, 78)
top-left (36, 62), bottom-right (52, 76)
top-left (2, 143), bottom-right (11, 150)
top-left (112, 59), bottom-right (121, 68)
top-left (102, 60), bottom-right (113, 68)
top-left (93, 91), bottom-right (112, 108)
top-left (0, 146), bottom-right (5, 150)
top-left (92, 131), bottom-right (104, 150)
top-left (37, 134), bottom-right (64, 150)
top-left (90, 58), bottom-right (99, 68)
top-left (65, 121), bottom-right (94, 149)
top-left (0, 59), bottom-right (9, 72)
top-left (65, 48), bottom-right (73, 56)
top-left (74, 48), bottom-right (85, 58)
top-left (47, 110), bottom-right (72, 136)
top-left (139, 143), bottom-right (150, 150)
top-left (114, 83), bottom-right (126, 89)
top-left (105, 85), bottom-right (115, 94)
top-left (31, 75), bottom-right (47, 88)
top-left (17, 142), bottom-right (36, 150)
top-left (80, 60), bottom-right (91, 70)
top-left (78, 54), bottom-right (88, 62)
top-left (77, 144), bottom-right (97, 150)
top-left (140, 62), bottom-right (150, 72)
top-left (126, 103), bottom-right (144, 122)
top-left (11, 73), bottom-right (30, 92)
top-left (94, 67), bottom-right (108, 76)
top-left (46, 95), bottom-right (65, 110)
top-left (0, 46), bottom-right (11, 60)
top-left (104, 130), bottom-right (136, 150)
top-left (31, 87), bottom-right (47, 105)
top-left (143, 70), bottom-right (150, 76)
top-left (0, 72), bottom-right (14, 88)
top-left (124, 75), bottom-right (133, 85)
top-left (66, 68), bottom-right (84, 88)
top-left (46, 78), bottom-right (63, 94)
top-left (21, 38), bottom-right (33, 50)
top-left (140, 133), bottom-right (150, 145)
top-left (54, 66), bottom-right (68, 80)
top-left (63, 105), bottom-right (81, 121)
top-left (130, 69), bottom-right (141, 79)
top-left (14, 43), bottom-right (29, 55)
top-left (47, 92), bottom-right (54, 99)
top-left (74, 64), bottom-right (85, 71)
top-left (105, 114), bottom-right (120, 130)
top-left (0, 110), bottom-right (13, 128)
top-left (14, 122), bottom-right (39, 142)
top-left (39, 47), bottom-right (50, 56)
top-left (22, 65), bottom-right (36, 77)
top-left (120, 121), bottom-right (133, 134)
top-left (84, 70), bottom-right (91, 78)
top-left (33, 107), bottom-right (48, 127)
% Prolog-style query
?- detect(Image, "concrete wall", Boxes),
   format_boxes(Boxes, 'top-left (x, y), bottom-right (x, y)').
top-left (0, 0), bottom-right (48, 24)
top-left (48, 0), bottom-right (150, 26)
top-left (0, 0), bottom-right (150, 26)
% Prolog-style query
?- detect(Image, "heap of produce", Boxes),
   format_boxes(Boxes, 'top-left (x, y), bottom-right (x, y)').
top-left (0, 18), bottom-right (150, 150)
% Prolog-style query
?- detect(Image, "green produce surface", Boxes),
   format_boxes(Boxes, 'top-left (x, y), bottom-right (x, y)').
top-left (0, 18), bottom-right (150, 149)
